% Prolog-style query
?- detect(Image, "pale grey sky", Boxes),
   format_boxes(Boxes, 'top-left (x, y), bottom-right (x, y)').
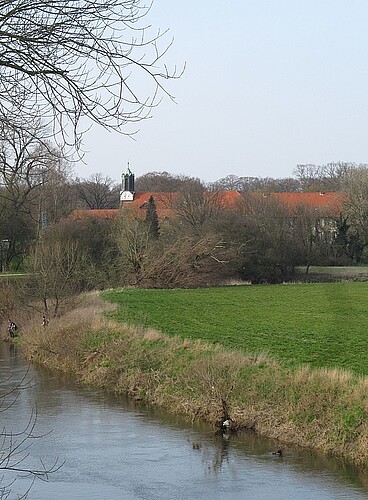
top-left (77, 0), bottom-right (368, 184)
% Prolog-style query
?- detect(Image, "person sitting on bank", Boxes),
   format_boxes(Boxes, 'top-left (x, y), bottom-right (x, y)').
top-left (8, 320), bottom-right (18, 338)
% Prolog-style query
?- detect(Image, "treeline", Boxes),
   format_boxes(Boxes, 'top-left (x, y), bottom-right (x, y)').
top-left (136, 162), bottom-right (367, 193)
top-left (0, 122), bottom-right (120, 271)
top-left (3, 136), bottom-right (368, 313)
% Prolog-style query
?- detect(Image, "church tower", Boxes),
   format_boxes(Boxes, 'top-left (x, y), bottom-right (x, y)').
top-left (120, 163), bottom-right (135, 204)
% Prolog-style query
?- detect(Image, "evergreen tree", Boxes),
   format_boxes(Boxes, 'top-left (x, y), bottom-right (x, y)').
top-left (145, 196), bottom-right (160, 239)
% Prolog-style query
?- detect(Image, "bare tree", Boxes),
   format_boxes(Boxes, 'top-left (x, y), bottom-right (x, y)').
top-left (135, 171), bottom-right (204, 193)
top-left (0, 121), bottom-right (62, 205)
top-left (26, 228), bottom-right (87, 316)
top-left (293, 162), bottom-right (359, 192)
top-left (114, 212), bottom-right (151, 285)
top-left (168, 191), bottom-right (222, 234)
top-left (209, 174), bottom-right (244, 191)
top-left (140, 234), bottom-right (233, 288)
top-left (241, 194), bottom-right (300, 281)
top-left (210, 174), bottom-right (301, 193)
top-left (0, 121), bottom-right (68, 268)
top-left (39, 163), bottom-right (74, 226)
top-left (292, 203), bottom-right (334, 272)
top-left (75, 173), bottom-right (119, 209)
top-left (0, 1), bottom-right (180, 148)
top-left (340, 167), bottom-right (368, 262)
top-left (59, 216), bottom-right (121, 289)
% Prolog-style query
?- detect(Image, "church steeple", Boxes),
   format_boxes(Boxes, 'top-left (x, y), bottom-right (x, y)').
top-left (120, 162), bottom-right (135, 203)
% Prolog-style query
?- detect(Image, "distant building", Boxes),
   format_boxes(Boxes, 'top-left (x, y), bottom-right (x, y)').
top-left (120, 163), bottom-right (135, 203)
top-left (69, 166), bottom-right (347, 222)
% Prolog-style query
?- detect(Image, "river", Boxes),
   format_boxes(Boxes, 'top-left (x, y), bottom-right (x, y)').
top-left (1, 342), bottom-right (368, 499)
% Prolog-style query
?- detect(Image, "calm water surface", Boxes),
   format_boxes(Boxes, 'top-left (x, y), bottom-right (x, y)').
top-left (1, 342), bottom-right (368, 499)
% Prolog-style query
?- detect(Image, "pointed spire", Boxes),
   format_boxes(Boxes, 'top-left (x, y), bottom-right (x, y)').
top-left (126, 160), bottom-right (132, 176)
top-left (120, 161), bottom-right (135, 203)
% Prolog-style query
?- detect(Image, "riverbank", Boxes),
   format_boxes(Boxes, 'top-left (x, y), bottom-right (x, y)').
top-left (15, 292), bottom-right (368, 469)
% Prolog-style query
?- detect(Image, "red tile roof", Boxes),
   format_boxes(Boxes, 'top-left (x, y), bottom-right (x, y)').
top-left (251, 191), bottom-right (347, 215)
top-left (68, 191), bottom-right (347, 220)
top-left (214, 190), bottom-right (244, 207)
top-left (126, 191), bottom-right (244, 216)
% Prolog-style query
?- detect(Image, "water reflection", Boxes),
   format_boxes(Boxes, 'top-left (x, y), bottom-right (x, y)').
top-left (1, 341), bottom-right (368, 499)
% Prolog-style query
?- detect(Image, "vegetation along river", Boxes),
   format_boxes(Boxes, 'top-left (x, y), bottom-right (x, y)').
top-left (1, 342), bottom-right (368, 499)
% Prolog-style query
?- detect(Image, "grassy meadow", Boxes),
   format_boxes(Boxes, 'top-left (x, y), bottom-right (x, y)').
top-left (102, 282), bottom-right (368, 375)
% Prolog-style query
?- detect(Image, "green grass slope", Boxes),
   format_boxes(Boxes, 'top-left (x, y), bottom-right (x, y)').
top-left (102, 282), bottom-right (368, 375)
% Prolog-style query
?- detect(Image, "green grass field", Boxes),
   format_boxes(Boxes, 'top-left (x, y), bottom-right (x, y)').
top-left (102, 282), bottom-right (368, 375)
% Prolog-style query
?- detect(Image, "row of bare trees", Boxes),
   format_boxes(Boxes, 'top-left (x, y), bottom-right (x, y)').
top-left (0, 119), bottom-right (123, 270)
top-left (5, 126), bottom-right (368, 275)
top-left (23, 181), bottom-right (368, 315)
top-left (3, 162), bottom-right (368, 301)
top-left (212, 162), bottom-right (368, 193)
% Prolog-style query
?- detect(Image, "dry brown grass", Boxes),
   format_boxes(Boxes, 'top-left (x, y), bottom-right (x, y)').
top-left (143, 328), bottom-right (162, 341)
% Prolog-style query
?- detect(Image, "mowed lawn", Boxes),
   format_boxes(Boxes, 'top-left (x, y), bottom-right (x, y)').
top-left (102, 282), bottom-right (368, 375)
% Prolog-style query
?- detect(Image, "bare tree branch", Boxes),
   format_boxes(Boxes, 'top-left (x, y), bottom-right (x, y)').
top-left (74, 173), bottom-right (119, 209)
top-left (0, 1), bottom-right (181, 149)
